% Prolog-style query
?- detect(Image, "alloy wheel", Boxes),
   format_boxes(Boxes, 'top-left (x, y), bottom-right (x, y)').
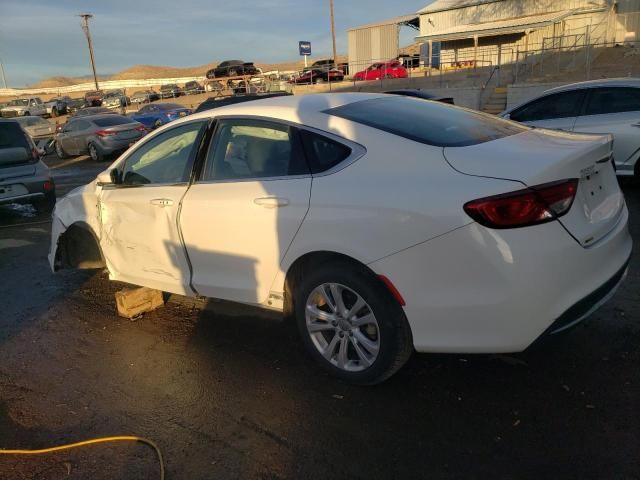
top-left (305, 283), bottom-right (380, 372)
top-left (89, 144), bottom-right (98, 161)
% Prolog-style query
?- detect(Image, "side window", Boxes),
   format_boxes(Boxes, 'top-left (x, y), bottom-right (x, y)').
top-left (75, 120), bottom-right (91, 131)
top-left (584, 87), bottom-right (640, 115)
top-left (299, 130), bottom-right (352, 174)
top-left (121, 121), bottom-right (205, 186)
top-left (63, 121), bottom-right (77, 133)
top-left (202, 119), bottom-right (308, 181)
top-left (510, 90), bottom-right (585, 122)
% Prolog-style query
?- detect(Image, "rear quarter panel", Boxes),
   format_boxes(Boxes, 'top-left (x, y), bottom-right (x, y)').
top-left (280, 122), bottom-right (526, 271)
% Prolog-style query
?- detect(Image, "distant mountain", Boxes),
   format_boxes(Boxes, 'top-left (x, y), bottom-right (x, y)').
top-left (29, 44), bottom-right (418, 88)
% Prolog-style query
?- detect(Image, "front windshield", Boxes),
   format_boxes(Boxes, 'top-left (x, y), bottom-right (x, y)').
top-left (9, 99), bottom-right (29, 106)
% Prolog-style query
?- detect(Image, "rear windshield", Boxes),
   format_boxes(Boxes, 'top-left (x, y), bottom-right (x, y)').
top-left (0, 123), bottom-right (32, 166)
top-left (157, 103), bottom-right (182, 111)
top-left (326, 97), bottom-right (527, 147)
top-left (0, 123), bottom-right (30, 149)
top-left (93, 116), bottom-right (135, 127)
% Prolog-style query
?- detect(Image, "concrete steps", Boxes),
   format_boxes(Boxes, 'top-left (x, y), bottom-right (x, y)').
top-left (481, 87), bottom-right (507, 114)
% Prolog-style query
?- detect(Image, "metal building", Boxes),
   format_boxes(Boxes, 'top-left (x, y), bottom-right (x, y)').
top-left (347, 15), bottom-right (419, 75)
top-left (348, 0), bottom-right (640, 72)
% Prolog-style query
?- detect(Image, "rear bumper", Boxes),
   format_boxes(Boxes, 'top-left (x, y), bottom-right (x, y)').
top-left (369, 205), bottom-right (632, 353)
top-left (0, 174), bottom-right (54, 205)
top-left (96, 135), bottom-right (144, 154)
top-left (542, 256), bottom-right (630, 336)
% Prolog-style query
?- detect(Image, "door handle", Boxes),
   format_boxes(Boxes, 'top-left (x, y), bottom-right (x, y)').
top-left (254, 197), bottom-right (289, 208)
top-left (150, 198), bottom-right (174, 207)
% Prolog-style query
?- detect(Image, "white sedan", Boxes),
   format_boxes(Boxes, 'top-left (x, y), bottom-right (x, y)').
top-left (49, 93), bottom-right (632, 384)
top-left (501, 78), bottom-right (640, 179)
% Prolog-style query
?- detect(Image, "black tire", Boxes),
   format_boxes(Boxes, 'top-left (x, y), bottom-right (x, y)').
top-left (384, 74), bottom-right (393, 79)
top-left (51, 107), bottom-right (58, 118)
top-left (55, 140), bottom-right (68, 159)
top-left (294, 261), bottom-right (413, 385)
top-left (32, 191), bottom-right (56, 214)
top-left (23, 111), bottom-right (30, 116)
top-left (228, 69), bottom-right (238, 77)
top-left (153, 119), bottom-right (163, 129)
top-left (88, 142), bottom-right (104, 162)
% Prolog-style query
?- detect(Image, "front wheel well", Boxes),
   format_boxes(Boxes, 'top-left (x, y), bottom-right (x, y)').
top-left (55, 223), bottom-right (106, 270)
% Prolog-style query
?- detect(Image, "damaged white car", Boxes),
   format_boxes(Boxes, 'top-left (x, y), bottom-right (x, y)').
top-left (50, 93), bottom-right (631, 384)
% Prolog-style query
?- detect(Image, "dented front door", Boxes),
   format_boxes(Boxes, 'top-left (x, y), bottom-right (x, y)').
top-left (97, 120), bottom-right (207, 295)
top-left (99, 185), bottom-right (192, 295)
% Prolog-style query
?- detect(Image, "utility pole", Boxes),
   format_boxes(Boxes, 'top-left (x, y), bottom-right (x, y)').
top-left (0, 55), bottom-right (7, 89)
top-left (329, 0), bottom-right (337, 68)
top-left (79, 13), bottom-right (99, 90)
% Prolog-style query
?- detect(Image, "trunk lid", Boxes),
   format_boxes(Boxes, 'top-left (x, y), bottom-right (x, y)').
top-left (103, 123), bottom-right (143, 140)
top-left (0, 162), bottom-right (36, 182)
top-left (444, 128), bottom-right (624, 247)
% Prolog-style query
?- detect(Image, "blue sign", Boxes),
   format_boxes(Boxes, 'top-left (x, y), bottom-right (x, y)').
top-left (299, 41), bottom-right (311, 56)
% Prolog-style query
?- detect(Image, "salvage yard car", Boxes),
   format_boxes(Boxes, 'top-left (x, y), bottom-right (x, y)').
top-left (1, 97), bottom-right (47, 117)
top-left (130, 90), bottom-right (160, 104)
top-left (352, 61), bottom-right (408, 81)
top-left (500, 78), bottom-right (640, 179)
top-left (1, 119), bottom-right (55, 212)
top-left (55, 114), bottom-right (147, 162)
top-left (289, 68), bottom-right (344, 85)
top-left (12, 116), bottom-right (56, 151)
top-left (130, 103), bottom-right (191, 129)
top-left (206, 60), bottom-right (259, 78)
top-left (49, 93), bottom-right (632, 385)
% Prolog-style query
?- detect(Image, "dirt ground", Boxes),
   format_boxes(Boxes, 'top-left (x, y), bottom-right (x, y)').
top-left (0, 151), bottom-right (639, 479)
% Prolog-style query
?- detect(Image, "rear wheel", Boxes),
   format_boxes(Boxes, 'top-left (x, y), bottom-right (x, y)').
top-left (32, 192), bottom-right (56, 214)
top-left (294, 262), bottom-right (413, 385)
top-left (154, 119), bottom-right (163, 129)
top-left (55, 140), bottom-right (67, 159)
top-left (88, 142), bottom-right (104, 162)
top-left (384, 74), bottom-right (393, 79)
top-left (23, 111), bottom-right (30, 116)
top-left (51, 107), bottom-right (58, 117)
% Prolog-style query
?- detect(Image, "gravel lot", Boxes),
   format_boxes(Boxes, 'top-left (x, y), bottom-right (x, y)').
top-left (0, 152), bottom-right (638, 479)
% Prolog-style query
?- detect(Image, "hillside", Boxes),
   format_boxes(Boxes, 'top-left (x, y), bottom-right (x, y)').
top-left (30, 45), bottom-right (416, 88)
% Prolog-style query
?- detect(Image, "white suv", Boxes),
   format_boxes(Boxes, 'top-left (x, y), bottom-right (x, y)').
top-left (1, 97), bottom-right (47, 118)
top-left (501, 78), bottom-right (640, 178)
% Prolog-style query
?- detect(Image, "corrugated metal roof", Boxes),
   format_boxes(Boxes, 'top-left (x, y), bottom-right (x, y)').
top-left (418, 0), bottom-right (502, 14)
top-left (416, 9), bottom-right (575, 40)
top-left (348, 14), bottom-right (419, 31)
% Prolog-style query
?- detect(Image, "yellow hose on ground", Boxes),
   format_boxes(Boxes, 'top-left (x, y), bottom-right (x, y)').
top-left (0, 435), bottom-right (164, 480)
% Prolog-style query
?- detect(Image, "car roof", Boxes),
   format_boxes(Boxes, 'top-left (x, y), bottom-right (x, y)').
top-left (71, 114), bottom-right (124, 121)
top-left (503, 77), bottom-right (640, 114)
top-left (543, 77), bottom-right (640, 94)
top-left (183, 92), bottom-right (388, 131)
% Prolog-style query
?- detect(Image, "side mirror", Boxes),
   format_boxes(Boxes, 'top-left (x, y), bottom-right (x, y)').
top-left (96, 168), bottom-right (121, 186)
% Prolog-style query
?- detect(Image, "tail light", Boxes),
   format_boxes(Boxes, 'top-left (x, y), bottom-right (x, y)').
top-left (166, 111), bottom-right (177, 117)
top-left (43, 180), bottom-right (54, 192)
top-left (135, 125), bottom-right (147, 132)
top-left (95, 129), bottom-right (116, 137)
top-left (463, 179), bottom-right (578, 229)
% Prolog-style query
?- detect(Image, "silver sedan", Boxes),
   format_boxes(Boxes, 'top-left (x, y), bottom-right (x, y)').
top-left (55, 114), bottom-right (147, 162)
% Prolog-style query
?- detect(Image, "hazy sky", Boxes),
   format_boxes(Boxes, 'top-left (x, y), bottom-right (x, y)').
top-left (1, 0), bottom-right (430, 86)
